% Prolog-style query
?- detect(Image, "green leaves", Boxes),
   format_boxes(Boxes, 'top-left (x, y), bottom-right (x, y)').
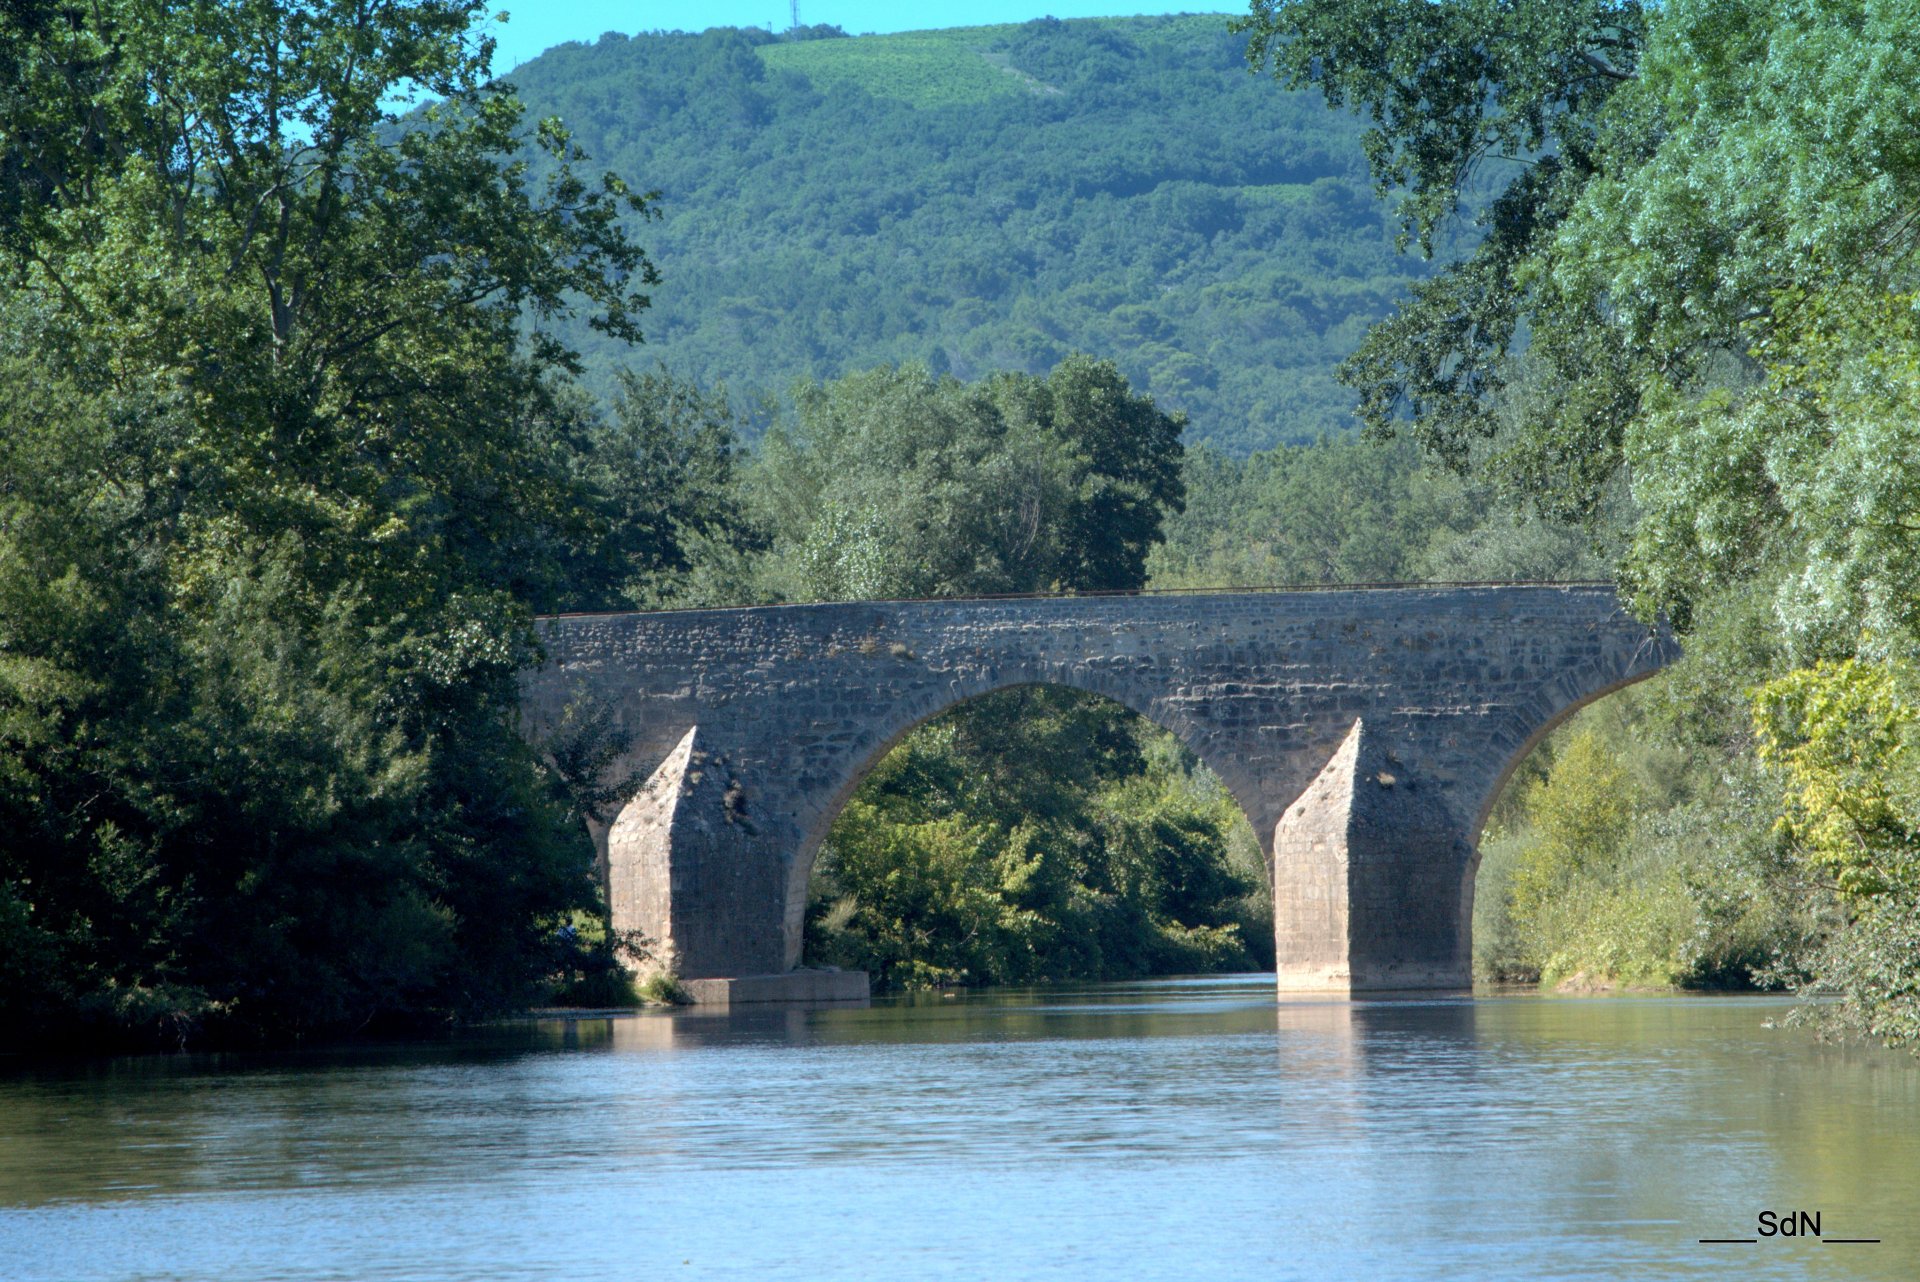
top-left (1239, 1), bottom-right (1647, 505)
top-left (1752, 654), bottom-right (1920, 1045)
top-left (1250, 0), bottom-right (1920, 1039)
top-left (1241, 1), bottom-right (1642, 254)
top-left (804, 693), bottom-right (1260, 990)
top-left (0, 1), bottom-right (656, 1046)
top-left (751, 356), bottom-right (1184, 601)
top-left (1753, 657), bottom-right (1920, 903)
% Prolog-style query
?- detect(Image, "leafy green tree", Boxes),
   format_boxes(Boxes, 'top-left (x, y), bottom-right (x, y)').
top-left (1554, 2), bottom-right (1920, 1040)
top-left (1252, 0), bottom-right (1920, 1042)
top-left (1505, 725), bottom-right (1637, 960)
top-left (1475, 694), bottom-right (1811, 992)
top-left (805, 697), bottom-right (1259, 988)
top-left (1151, 435), bottom-right (1468, 586)
top-left (1249, 0), bottom-right (1920, 601)
top-left (0, 0), bottom-right (653, 1046)
top-left (1238, 0), bottom-right (1648, 510)
top-left (1148, 429), bottom-right (1612, 590)
top-left (554, 368), bottom-right (767, 611)
top-left (992, 355), bottom-right (1188, 590)
top-left (752, 356), bottom-right (1184, 601)
top-left (1751, 656), bottom-right (1920, 1045)
top-left (1755, 658), bottom-right (1920, 904)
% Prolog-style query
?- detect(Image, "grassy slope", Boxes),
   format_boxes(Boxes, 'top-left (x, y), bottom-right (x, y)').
top-left (759, 26), bottom-right (1036, 107)
top-left (757, 16), bottom-right (1236, 106)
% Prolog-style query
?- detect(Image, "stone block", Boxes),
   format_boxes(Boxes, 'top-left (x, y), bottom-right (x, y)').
top-left (682, 969), bottom-right (872, 1006)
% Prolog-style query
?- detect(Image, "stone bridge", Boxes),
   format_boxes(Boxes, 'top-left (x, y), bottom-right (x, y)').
top-left (519, 586), bottom-right (1678, 999)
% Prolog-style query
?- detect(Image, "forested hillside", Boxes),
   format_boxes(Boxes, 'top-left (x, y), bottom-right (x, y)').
top-left (508, 16), bottom-right (1429, 453)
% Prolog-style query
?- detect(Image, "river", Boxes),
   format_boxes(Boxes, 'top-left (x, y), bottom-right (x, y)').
top-left (2, 978), bottom-right (1914, 1280)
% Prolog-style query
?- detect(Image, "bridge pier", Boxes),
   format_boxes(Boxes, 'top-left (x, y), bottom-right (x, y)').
top-left (605, 725), bottom-right (796, 981)
top-left (1272, 719), bottom-right (1475, 993)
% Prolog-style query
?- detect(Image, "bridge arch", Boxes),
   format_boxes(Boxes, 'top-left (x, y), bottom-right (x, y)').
top-left (780, 676), bottom-right (1273, 974)
top-left (1471, 647), bottom-right (1675, 843)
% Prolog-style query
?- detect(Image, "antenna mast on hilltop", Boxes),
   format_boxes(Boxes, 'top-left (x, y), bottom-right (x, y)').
top-left (790, 2), bottom-right (800, 31)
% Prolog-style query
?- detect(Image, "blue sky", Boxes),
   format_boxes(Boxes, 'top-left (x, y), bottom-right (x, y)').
top-left (484, 3), bottom-right (1222, 71)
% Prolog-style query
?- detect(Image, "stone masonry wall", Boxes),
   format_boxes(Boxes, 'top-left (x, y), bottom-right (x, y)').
top-left (519, 586), bottom-right (1678, 985)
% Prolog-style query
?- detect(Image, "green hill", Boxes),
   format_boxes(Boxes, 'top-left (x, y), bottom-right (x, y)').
top-left (510, 15), bottom-right (1431, 453)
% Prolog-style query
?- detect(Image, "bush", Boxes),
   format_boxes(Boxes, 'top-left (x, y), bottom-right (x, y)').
top-left (803, 692), bottom-right (1261, 990)
top-left (1476, 685), bottom-right (1816, 992)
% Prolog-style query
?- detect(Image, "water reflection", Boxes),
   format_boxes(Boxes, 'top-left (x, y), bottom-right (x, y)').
top-left (1, 980), bottom-right (1914, 1282)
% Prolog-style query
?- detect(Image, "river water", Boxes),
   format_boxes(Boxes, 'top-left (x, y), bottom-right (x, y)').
top-left (2, 978), bottom-right (1914, 1281)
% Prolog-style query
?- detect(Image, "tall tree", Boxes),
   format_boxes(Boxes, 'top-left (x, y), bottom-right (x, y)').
top-left (1249, 0), bottom-right (1920, 1042)
top-left (753, 355), bottom-right (1184, 601)
top-left (1238, 0), bottom-right (1647, 513)
top-left (0, 0), bottom-right (654, 1046)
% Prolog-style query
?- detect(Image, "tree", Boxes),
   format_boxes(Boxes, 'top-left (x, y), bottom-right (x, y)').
top-left (0, 0), bottom-right (655, 1046)
top-left (553, 367), bottom-right (767, 611)
top-left (752, 356), bottom-right (1184, 601)
top-left (1600, 5), bottom-right (1920, 1033)
top-left (1237, 0), bottom-right (1648, 514)
top-left (991, 354), bottom-right (1188, 590)
top-left (1250, 0), bottom-right (1920, 1041)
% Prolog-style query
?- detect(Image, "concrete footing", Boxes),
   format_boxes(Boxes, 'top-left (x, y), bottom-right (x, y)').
top-left (682, 969), bottom-right (870, 1006)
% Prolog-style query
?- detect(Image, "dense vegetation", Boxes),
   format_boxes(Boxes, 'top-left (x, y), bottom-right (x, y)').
top-left (503, 16), bottom-right (1437, 455)
top-left (0, 0), bottom-right (674, 1048)
top-left (805, 693), bottom-right (1269, 989)
top-left (1245, 0), bottom-right (1920, 1045)
top-left (7, 0), bottom-right (1919, 1053)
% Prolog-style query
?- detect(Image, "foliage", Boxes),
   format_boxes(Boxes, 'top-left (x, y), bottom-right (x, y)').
top-left (1549, 0), bottom-right (1920, 1043)
top-left (749, 356), bottom-right (1184, 601)
top-left (1751, 657), bottom-right (1920, 1045)
top-left (1148, 431), bottom-right (1607, 588)
top-left (552, 368), bottom-right (769, 611)
top-left (1477, 694), bottom-right (1816, 991)
top-left (637, 973), bottom-right (693, 1006)
top-left (1255, 0), bottom-right (1920, 1044)
top-left (1590, 2), bottom-right (1920, 1041)
top-left (1238, 0), bottom-right (1647, 507)
top-left (1753, 658), bottom-right (1920, 903)
top-left (1468, 574), bottom-right (1819, 993)
top-left (1506, 725), bottom-right (1637, 944)
top-left (805, 699), bottom-right (1262, 990)
top-left (545, 914), bottom-right (648, 1008)
top-left (0, 0), bottom-right (653, 1048)
top-left (504, 15), bottom-right (1440, 454)
top-left (1523, 0), bottom-right (1920, 643)
top-left (1780, 892), bottom-right (1920, 1049)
